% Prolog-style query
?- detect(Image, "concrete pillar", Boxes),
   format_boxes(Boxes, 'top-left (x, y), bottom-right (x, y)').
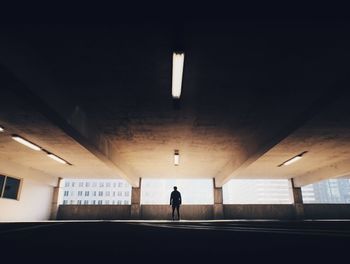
top-left (50, 177), bottom-right (62, 220)
top-left (213, 179), bottom-right (224, 219)
top-left (130, 178), bottom-right (141, 219)
top-left (291, 178), bottom-right (304, 220)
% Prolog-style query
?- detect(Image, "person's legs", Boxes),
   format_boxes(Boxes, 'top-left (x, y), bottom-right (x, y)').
top-left (172, 206), bottom-right (175, 220)
top-left (176, 205), bottom-right (180, 220)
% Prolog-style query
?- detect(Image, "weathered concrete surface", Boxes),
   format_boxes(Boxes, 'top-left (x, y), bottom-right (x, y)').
top-left (57, 204), bottom-right (350, 220)
top-left (213, 181), bottom-right (224, 219)
top-left (291, 178), bottom-right (304, 219)
top-left (223, 205), bottom-right (296, 219)
top-left (50, 178), bottom-right (62, 220)
top-left (130, 184), bottom-right (141, 219)
top-left (57, 205), bottom-right (131, 220)
top-left (141, 205), bottom-right (214, 220)
top-left (304, 204), bottom-right (350, 219)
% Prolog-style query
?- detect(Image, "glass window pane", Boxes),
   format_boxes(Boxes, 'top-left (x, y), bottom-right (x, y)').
top-left (223, 179), bottom-right (293, 204)
top-left (3, 177), bottom-right (21, 200)
top-left (302, 177), bottom-right (350, 204)
top-left (0, 175), bottom-right (5, 197)
top-left (141, 179), bottom-right (214, 205)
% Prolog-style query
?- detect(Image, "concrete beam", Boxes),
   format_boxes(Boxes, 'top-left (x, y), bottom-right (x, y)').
top-left (50, 177), bottom-right (62, 220)
top-left (215, 88), bottom-right (346, 187)
top-left (213, 179), bottom-right (224, 219)
top-left (130, 178), bottom-right (141, 219)
top-left (293, 158), bottom-right (350, 187)
top-left (0, 67), bottom-right (139, 187)
top-left (291, 179), bottom-right (304, 219)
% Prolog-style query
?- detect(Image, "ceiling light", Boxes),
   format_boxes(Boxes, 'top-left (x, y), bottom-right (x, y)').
top-left (172, 52), bottom-right (185, 99)
top-left (174, 150), bottom-right (180, 166)
top-left (278, 151), bottom-right (308, 167)
top-left (12, 135), bottom-right (41, 151)
top-left (47, 153), bottom-right (68, 164)
top-left (0, 126), bottom-right (4, 132)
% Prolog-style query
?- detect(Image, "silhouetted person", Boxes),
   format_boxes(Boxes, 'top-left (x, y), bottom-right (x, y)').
top-left (170, 186), bottom-right (182, 220)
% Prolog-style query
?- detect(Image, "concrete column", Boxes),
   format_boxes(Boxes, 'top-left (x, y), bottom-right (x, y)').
top-left (291, 178), bottom-right (304, 220)
top-left (130, 178), bottom-right (141, 219)
top-left (213, 179), bottom-right (224, 219)
top-left (50, 177), bottom-right (62, 220)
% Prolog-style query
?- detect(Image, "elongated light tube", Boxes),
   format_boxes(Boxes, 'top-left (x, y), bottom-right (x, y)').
top-left (174, 150), bottom-right (180, 166)
top-left (47, 153), bottom-right (68, 164)
top-left (12, 135), bottom-right (41, 151)
top-left (283, 155), bottom-right (302, 166)
top-left (0, 126), bottom-right (4, 132)
top-left (172, 52), bottom-right (185, 99)
top-left (279, 151), bottom-right (307, 167)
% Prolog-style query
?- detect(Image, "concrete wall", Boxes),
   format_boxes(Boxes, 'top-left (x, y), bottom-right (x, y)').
top-left (56, 204), bottom-right (350, 220)
top-left (57, 205), bottom-right (131, 220)
top-left (223, 205), bottom-right (296, 219)
top-left (304, 204), bottom-right (350, 219)
top-left (0, 160), bottom-right (56, 221)
top-left (141, 205), bottom-right (213, 220)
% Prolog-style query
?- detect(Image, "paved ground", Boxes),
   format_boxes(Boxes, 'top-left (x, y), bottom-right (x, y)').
top-left (0, 220), bottom-right (349, 263)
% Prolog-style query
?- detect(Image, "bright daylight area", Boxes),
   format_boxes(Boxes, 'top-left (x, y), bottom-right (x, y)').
top-left (141, 179), bottom-right (214, 204)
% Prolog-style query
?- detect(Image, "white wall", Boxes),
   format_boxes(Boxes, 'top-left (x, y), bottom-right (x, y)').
top-left (0, 160), bottom-right (57, 221)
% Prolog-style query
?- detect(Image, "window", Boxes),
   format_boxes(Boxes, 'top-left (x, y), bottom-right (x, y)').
top-left (85, 191), bottom-right (89, 196)
top-left (125, 191), bottom-right (130, 196)
top-left (113, 183), bottom-right (116, 188)
top-left (141, 179), bottom-right (213, 205)
top-left (70, 200), bottom-right (75, 204)
top-left (84, 200), bottom-right (89, 205)
top-left (0, 175), bottom-right (21, 200)
top-left (106, 191), bottom-right (110, 196)
top-left (223, 179), bottom-right (293, 204)
top-left (70, 191), bottom-right (74, 196)
top-left (117, 200), bottom-right (122, 205)
top-left (117, 191), bottom-right (122, 196)
top-left (71, 182), bottom-right (75, 187)
top-left (113, 191), bottom-right (116, 197)
top-left (93, 191), bottom-right (97, 196)
top-left (98, 200), bottom-right (103, 205)
top-left (105, 200), bottom-right (109, 205)
top-left (63, 200), bottom-right (68, 205)
top-left (106, 183), bottom-right (111, 187)
top-left (78, 191), bottom-right (83, 196)
top-left (98, 191), bottom-right (103, 196)
top-left (77, 200), bottom-right (82, 205)
top-left (92, 182), bottom-right (97, 187)
top-left (302, 177), bottom-right (350, 204)
top-left (79, 182), bottom-right (84, 187)
top-left (124, 200), bottom-right (128, 205)
top-left (99, 182), bottom-right (104, 187)
top-left (64, 191), bottom-right (69, 196)
top-left (85, 182), bottom-right (90, 187)
top-left (92, 200), bottom-right (96, 205)
top-left (65, 182), bottom-right (70, 187)
top-left (118, 182), bottom-right (123, 188)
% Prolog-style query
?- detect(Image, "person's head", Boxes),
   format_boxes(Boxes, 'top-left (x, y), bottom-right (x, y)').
top-left (173, 186), bottom-right (177, 191)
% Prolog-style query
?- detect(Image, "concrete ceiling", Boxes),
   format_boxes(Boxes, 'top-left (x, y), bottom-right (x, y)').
top-left (0, 19), bottom-right (350, 187)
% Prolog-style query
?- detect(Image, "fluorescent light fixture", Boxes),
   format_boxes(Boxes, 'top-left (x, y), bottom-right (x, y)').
top-left (12, 135), bottom-right (41, 151)
top-left (0, 126), bottom-right (4, 132)
top-left (47, 153), bottom-right (68, 164)
top-left (172, 52), bottom-right (185, 99)
top-left (174, 150), bottom-right (180, 166)
top-left (278, 151), bottom-right (308, 167)
top-left (283, 155), bottom-right (302, 166)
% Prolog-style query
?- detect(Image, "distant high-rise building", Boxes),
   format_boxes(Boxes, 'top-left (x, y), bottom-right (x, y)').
top-left (60, 179), bottom-right (132, 205)
top-left (302, 178), bottom-right (350, 203)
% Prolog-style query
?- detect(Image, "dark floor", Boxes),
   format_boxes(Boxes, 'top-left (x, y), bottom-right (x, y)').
top-left (0, 220), bottom-right (349, 263)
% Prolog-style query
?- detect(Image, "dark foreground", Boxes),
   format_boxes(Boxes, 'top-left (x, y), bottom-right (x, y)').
top-left (0, 220), bottom-right (349, 264)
